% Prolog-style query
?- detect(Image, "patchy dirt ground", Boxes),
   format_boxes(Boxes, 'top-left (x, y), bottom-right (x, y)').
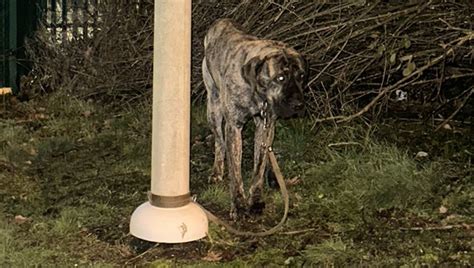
top-left (0, 93), bottom-right (472, 266)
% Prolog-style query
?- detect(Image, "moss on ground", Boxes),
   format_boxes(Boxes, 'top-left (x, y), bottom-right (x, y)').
top-left (0, 93), bottom-right (472, 266)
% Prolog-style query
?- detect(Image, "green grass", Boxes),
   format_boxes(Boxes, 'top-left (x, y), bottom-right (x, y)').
top-left (200, 184), bottom-right (230, 210)
top-left (303, 238), bottom-right (358, 266)
top-left (0, 91), bottom-right (472, 266)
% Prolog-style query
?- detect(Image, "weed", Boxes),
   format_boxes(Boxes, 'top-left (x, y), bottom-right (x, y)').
top-left (200, 184), bottom-right (230, 210)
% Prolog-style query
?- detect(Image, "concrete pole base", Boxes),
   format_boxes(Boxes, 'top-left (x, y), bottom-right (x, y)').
top-left (130, 201), bottom-right (208, 243)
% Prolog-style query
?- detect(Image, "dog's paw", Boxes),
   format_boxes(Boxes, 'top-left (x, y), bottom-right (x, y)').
top-left (230, 194), bottom-right (248, 221)
top-left (229, 207), bottom-right (239, 221)
top-left (229, 205), bottom-right (247, 221)
top-left (247, 190), bottom-right (266, 215)
top-left (248, 199), bottom-right (266, 215)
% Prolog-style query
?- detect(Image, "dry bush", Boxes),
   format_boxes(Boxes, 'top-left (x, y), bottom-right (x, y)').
top-left (26, 0), bottom-right (473, 126)
top-left (26, 0), bottom-right (154, 100)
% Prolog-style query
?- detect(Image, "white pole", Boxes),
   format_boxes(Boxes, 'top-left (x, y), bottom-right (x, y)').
top-left (152, 0), bottom-right (191, 198)
top-left (130, 0), bottom-right (208, 243)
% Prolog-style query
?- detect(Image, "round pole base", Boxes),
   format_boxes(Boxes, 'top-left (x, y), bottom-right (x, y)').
top-left (130, 201), bottom-right (208, 243)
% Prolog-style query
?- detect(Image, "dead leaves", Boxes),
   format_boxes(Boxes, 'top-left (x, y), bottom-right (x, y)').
top-left (202, 251), bottom-right (223, 262)
top-left (438, 205), bottom-right (448, 214)
top-left (14, 215), bottom-right (31, 225)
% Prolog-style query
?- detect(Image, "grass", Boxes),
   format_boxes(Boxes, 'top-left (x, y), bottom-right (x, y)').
top-left (0, 91), bottom-right (472, 266)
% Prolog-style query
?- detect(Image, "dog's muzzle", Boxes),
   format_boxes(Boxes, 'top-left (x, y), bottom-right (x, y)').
top-left (274, 98), bottom-right (305, 118)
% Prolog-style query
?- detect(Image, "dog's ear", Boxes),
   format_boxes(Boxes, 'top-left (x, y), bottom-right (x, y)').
top-left (241, 56), bottom-right (265, 90)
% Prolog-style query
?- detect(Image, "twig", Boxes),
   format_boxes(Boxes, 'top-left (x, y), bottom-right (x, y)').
top-left (281, 228), bottom-right (321, 235)
top-left (435, 86), bottom-right (474, 131)
top-left (124, 242), bottom-right (160, 265)
top-left (269, 0), bottom-right (329, 48)
top-left (328, 142), bottom-right (363, 147)
top-left (308, 30), bottom-right (351, 86)
top-left (400, 224), bottom-right (473, 231)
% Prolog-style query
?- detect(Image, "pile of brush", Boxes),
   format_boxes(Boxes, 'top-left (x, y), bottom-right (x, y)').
top-left (26, 0), bottom-right (473, 126)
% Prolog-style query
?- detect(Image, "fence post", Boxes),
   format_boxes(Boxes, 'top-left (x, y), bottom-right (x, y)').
top-left (61, 0), bottom-right (67, 42)
top-left (8, 0), bottom-right (17, 92)
top-left (72, 0), bottom-right (78, 39)
top-left (83, 0), bottom-right (89, 38)
top-left (51, 0), bottom-right (57, 39)
top-left (0, 1), bottom-right (7, 87)
top-left (39, 0), bottom-right (47, 22)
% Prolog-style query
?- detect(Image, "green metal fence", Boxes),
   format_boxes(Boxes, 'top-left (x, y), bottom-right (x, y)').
top-left (0, 0), bottom-right (44, 93)
top-left (1, 0), bottom-right (113, 93)
top-left (0, 0), bottom-right (16, 91)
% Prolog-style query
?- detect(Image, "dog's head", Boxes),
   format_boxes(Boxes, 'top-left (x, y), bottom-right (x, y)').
top-left (242, 49), bottom-right (308, 118)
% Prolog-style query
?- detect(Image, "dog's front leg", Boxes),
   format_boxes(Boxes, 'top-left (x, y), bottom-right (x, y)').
top-left (225, 121), bottom-right (247, 220)
top-left (248, 117), bottom-right (275, 212)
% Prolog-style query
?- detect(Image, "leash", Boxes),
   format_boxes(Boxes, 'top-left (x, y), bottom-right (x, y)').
top-left (198, 146), bottom-right (289, 237)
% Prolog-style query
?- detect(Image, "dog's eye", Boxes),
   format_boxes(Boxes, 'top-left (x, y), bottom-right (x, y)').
top-left (276, 75), bottom-right (285, 82)
top-left (300, 74), bottom-right (305, 79)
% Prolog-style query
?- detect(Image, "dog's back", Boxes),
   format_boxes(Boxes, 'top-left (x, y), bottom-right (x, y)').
top-left (204, 19), bottom-right (254, 50)
top-left (204, 19), bottom-right (289, 76)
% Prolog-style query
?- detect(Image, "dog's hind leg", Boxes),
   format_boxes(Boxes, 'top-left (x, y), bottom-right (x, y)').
top-left (203, 59), bottom-right (225, 183)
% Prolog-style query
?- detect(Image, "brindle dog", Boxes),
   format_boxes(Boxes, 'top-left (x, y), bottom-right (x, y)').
top-left (202, 19), bottom-right (307, 219)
